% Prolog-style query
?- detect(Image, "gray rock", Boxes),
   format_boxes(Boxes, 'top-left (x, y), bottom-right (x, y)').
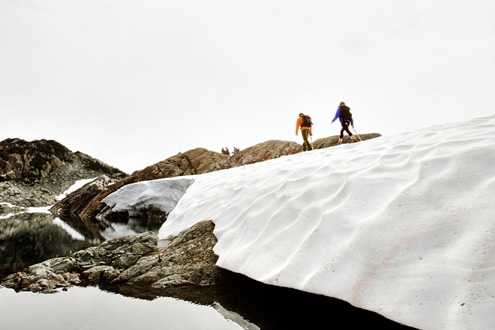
top-left (113, 220), bottom-right (221, 288)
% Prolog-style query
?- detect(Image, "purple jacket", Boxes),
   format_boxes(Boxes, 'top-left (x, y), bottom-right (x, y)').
top-left (331, 106), bottom-right (354, 126)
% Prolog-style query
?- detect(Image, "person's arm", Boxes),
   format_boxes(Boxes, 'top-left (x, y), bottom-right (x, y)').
top-left (295, 117), bottom-right (302, 135)
top-left (331, 108), bottom-right (341, 123)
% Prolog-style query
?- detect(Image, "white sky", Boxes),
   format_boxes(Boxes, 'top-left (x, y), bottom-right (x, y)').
top-left (1, 0), bottom-right (494, 173)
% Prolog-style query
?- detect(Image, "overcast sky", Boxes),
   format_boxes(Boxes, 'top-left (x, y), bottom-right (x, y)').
top-left (1, 0), bottom-right (494, 173)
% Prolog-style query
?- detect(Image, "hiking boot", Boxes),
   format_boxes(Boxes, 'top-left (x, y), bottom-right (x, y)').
top-left (337, 138), bottom-right (343, 145)
top-left (351, 135), bottom-right (357, 142)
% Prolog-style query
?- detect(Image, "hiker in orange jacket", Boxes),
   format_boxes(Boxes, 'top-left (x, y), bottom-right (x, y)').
top-left (295, 113), bottom-right (313, 151)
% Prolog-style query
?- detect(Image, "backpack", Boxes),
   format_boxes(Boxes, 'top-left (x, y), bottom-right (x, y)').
top-left (340, 106), bottom-right (352, 121)
top-left (302, 115), bottom-right (313, 127)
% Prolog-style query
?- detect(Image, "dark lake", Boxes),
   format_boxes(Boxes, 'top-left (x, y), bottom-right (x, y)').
top-left (0, 212), bottom-right (416, 329)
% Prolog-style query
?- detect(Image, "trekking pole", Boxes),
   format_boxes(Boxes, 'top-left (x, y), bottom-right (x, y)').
top-left (310, 135), bottom-right (314, 150)
top-left (352, 127), bottom-right (362, 141)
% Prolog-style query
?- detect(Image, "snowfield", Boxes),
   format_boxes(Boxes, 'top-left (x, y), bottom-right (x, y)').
top-left (104, 115), bottom-right (495, 329)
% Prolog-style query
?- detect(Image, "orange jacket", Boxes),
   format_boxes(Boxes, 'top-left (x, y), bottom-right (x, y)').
top-left (295, 116), bottom-right (312, 136)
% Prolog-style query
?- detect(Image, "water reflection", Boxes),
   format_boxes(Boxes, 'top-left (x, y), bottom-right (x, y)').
top-left (0, 212), bottom-right (96, 277)
top-left (0, 211), bottom-right (161, 277)
top-left (108, 273), bottom-right (417, 330)
top-left (0, 286), bottom-right (248, 330)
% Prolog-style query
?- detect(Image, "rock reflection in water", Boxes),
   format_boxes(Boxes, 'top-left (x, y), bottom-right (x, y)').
top-left (0, 212), bottom-right (165, 278)
top-left (0, 212), bottom-right (96, 278)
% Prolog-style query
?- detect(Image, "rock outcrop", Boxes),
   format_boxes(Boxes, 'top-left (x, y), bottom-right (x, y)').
top-left (211, 140), bottom-right (302, 170)
top-left (313, 133), bottom-right (381, 149)
top-left (1, 220), bottom-right (223, 294)
top-left (0, 138), bottom-right (73, 182)
top-left (0, 138), bottom-right (126, 208)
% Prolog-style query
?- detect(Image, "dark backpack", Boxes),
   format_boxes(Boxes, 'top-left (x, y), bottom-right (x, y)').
top-left (302, 115), bottom-right (313, 127)
top-left (340, 106), bottom-right (352, 121)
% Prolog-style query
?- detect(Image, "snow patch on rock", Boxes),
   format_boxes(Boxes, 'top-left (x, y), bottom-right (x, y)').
top-left (102, 177), bottom-right (195, 217)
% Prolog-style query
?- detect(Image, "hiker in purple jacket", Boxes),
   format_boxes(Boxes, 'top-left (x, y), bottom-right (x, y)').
top-left (332, 101), bottom-right (357, 144)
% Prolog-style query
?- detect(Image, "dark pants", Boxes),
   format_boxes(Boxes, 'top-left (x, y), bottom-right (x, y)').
top-left (340, 121), bottom-right (353, 139)
top-left (301, 129), bottom-right (313, 151)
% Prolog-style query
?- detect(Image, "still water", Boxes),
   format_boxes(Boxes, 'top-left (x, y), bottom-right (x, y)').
top-left (0, 286), bottom-right (248, 330)
top-left (0, 212), bottom-right (256, 329)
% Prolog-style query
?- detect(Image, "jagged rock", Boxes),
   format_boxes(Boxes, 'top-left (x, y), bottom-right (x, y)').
top-left (0, 181), bottom-right (58, 208)
top-left (0, 138), bottom-right (126, 208)
top-left (82, 265), bottom-right (120, 284)
top-left (3, 258), bottom-right (81, 293)
top-left (1, 221), bottom-right (222, 293)
top-left (0, 138), bottom-right (73, 182)
top-left (113, 220), bottom-right (222, 288)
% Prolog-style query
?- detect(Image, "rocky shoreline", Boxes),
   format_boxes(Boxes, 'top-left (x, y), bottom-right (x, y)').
top-left (2, 221), bottom-right (224, 294)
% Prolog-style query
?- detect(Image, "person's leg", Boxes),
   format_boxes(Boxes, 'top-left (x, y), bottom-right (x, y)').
top-left (306, 131), bottom-right (313, 150)
top-left (338, 123), bottom-right (345, 144)
top-left (302, 129), bottom-right (310, 151)
top-left (343, 122), bottom-right (353, 137)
